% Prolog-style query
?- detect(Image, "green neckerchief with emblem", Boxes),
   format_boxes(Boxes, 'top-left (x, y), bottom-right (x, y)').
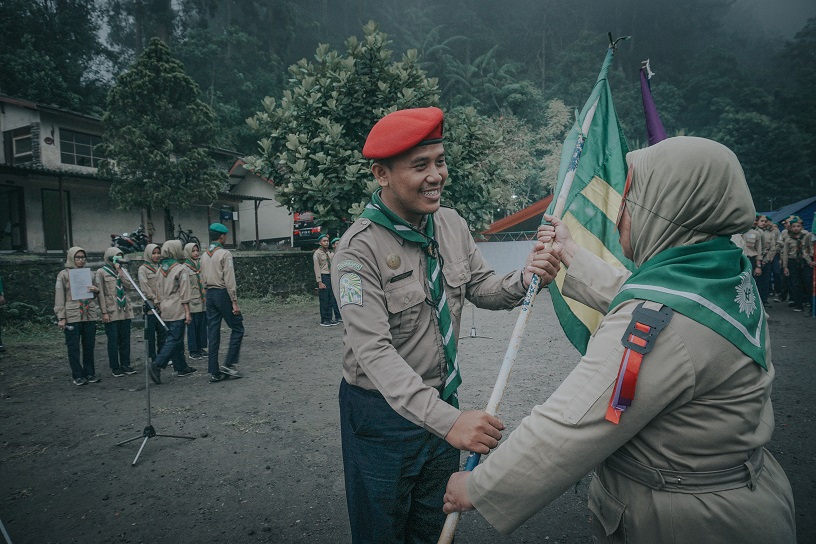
top-left (141, 262), bottom-right (157, 274)
top-left (609, 236), bottom-right (767, 369)
top-left (102, 264), bottom-right (127, 309)
top-left (360, 189), bottom-right (462, 408)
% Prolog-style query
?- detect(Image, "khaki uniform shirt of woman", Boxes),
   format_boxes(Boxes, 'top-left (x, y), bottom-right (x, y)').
top-left (54, 246), bottom-right (98, 323)
top-left (138, 243), bottom-right (161, 307)
top-left (184, 242), bottom-right (205, 313)
top-left (157, 241), bottom-right (191, 322)
top-left (95, 247), bottom-right (134, 321)
top-left (465, 137), bottom-right (796, 542)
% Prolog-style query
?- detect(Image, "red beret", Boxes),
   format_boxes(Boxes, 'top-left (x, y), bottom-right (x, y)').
top-left (363, 107), bottom-right (444, 159)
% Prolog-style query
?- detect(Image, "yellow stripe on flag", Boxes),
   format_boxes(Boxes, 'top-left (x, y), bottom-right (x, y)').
top-left (553, 265), bottom-right (604, 335)
top-left (563, 212), bottom-right (627, 270)
top-left (581, 176), bottom-right (623, 224)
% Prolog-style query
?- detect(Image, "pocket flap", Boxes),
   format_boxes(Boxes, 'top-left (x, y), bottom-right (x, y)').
top-left (443, 258), bottom-right (471, 289)
top-left (588, 477), bottom-right (625, 537)
top-left (384, 278), bottom-right (425, 314)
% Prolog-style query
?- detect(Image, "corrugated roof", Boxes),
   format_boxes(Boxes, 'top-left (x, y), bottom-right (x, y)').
top-left (482, 195), bottom-right (553, 234)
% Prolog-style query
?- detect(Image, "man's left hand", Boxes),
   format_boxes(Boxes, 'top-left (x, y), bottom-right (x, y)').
top-left (443, 472), bottom-right (474, 514)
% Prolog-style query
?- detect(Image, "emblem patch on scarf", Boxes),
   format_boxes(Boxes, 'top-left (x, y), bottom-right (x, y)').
top-left (734, 272), bottom-right (757, 317)
top-left (338, 273), bottom-right (363, 307)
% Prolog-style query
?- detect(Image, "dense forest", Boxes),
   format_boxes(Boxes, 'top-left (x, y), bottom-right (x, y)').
top-left (2, 0), bottom-right (814, 214)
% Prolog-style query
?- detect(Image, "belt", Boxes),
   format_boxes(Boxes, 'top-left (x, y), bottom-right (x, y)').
top-left (603, 448), bottom-right (764, 493)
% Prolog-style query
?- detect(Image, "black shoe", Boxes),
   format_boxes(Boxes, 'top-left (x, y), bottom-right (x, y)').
top-left (329, 320), bottom-right (340, 326)
top-left (209, 373), bottom-right (225, 383)
top-left (220, 365), bottom-right (239, 376)
top-left (122, 365), bottom-right (137, 375)
top-left (86, 375), bottom-right (100, 383)
top-left (320, 321), bottom-right (332, 327)
top-left (112, 367), bottom-right (125, 378)
top-left (73, 377), bottom-right (88, 386)
top-left (149, 362), bottom-right (161, 384)
top-left (176, 366), bottom-right (198, 377)
top-left (0, 344), bottom-right (5, 352)
top-left (188, 352), bottom-right (202, 360)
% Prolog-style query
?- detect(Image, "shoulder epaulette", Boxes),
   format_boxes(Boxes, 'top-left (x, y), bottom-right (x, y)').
top-left (606, 302), bottom-right (673, 425)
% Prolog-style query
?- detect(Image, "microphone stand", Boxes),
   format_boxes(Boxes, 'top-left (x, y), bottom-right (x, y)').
top-left (114, 260), bottom-right (195, 466)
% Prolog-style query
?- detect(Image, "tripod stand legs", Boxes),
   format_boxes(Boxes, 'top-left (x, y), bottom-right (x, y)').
top-left (116, 425), bottom-right (196, 466)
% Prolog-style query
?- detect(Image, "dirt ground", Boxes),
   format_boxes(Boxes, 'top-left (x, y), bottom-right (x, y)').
top-left (1, 293), bottom-right (814, 544)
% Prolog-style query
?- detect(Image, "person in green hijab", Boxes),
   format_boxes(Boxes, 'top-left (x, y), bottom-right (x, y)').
top-left (443, 136), bottom-right (796, 543)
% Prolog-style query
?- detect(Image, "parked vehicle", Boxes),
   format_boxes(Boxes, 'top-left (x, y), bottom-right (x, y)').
top-left (293, 212), bottom-right (323, 249)
top-left (111, 225), bottom-right (148, 254)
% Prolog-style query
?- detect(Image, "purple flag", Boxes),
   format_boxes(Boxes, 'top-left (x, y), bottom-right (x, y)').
top-left (640, 60), bottom-right (667, 146)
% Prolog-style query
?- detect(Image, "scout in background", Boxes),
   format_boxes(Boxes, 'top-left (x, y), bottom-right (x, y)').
top-left (148, 240), bottom-right (197, 383)
top-left (184, 242), bottom-right (207, 359)
top-left (54, 247), bottom-right (100, 386)
top-left (313, 233), bottom-right (340, 327)
top-left (96, 247), bottom-right (136, 377)
top-left (200, 222), bottom-right (244, 382)
top-left (138, 243), bottom-right (166, 362)
top-left (781, 215), bottom-right (813, 312)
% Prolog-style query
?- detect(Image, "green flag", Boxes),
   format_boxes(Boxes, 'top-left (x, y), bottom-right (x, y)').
top-left (546, 47), bottom-right (634, 354)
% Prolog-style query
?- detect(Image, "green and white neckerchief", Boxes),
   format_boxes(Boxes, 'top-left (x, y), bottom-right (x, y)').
top-left (360, 189), bottom-right (461, 407)
top-left (207, 242), bottom-right (223, 257)
top-left (102, 264), bottom-right (127, 309)
top-left (609, 237), bottom-right (767, 369)
top-left (160, 258), bottom-right (179, 278)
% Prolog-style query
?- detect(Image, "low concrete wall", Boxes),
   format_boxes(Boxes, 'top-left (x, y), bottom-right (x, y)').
top-left (0, 251), bottom-right (315, 323)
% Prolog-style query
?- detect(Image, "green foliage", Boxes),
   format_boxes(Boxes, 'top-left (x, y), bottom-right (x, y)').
top-left (0, 0), bottom-right (109, 112)
top-left (99, 38), bottom-right (226, 217)
top-left (714, 111), bottom-right (810, 210)
top-left (246, 22), bottom-right (441, 228)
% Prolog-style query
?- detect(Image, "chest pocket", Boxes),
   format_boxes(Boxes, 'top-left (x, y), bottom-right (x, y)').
top-left (384, 276), bottom-right (426, 339)
top-left (442, 257), bottom-right (471, 318)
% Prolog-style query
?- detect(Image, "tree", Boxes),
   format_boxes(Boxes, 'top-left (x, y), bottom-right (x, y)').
top-left (245, 22), bottom-right (442, 229)
top-left (99, 38), bottom-right (226, 239)
top-left (0, 0), bottom-right (109, 112)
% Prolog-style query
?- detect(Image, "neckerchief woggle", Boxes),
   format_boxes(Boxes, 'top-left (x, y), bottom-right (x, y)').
top-left (609, 237), bottom-right (767, 369)
top-left (360, 189), bottom-right (461, 408)
top-left (102, 264), bottom-right (127, 309)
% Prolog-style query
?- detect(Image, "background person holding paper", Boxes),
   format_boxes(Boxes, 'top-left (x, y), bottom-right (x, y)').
top-left (54, 247), bottom-right (100, 386)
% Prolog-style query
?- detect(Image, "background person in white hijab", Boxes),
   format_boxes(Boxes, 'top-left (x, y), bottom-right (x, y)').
top-left (442, 137), bottom-right (796, 543)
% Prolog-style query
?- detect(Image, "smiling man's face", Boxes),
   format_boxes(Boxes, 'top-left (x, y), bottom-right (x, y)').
top-left (373, 143), bottom-right (447, 225)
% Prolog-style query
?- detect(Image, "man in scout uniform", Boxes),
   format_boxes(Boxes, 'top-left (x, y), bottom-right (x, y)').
top-left (95, 247), bottom-right (136, 377)
top-left (332, 107), bottom-right (550, 543)
top-left (313, 233), bottom-right (340, 326)
top-left (200, 222), bottom-right (244, 382)
top-left (441, 137), bottom-right (795, 543)
top-left (148, 240), bottom-right (198, 382)
top-left (781, 215), bottom-right (813, 312)
top-left (757, 214), bottom-right (776, 307)
top-left (741, 215), bottom-right (763, 275)
top-left (139, 243), bottom-right (166, 362)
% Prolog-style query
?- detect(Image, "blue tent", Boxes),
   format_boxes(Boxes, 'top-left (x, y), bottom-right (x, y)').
top-left (766, 196), bottom-right (816, 231)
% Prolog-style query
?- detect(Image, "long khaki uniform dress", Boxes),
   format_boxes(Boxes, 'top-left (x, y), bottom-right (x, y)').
top-left (466, 137), bottom-right (796, 543)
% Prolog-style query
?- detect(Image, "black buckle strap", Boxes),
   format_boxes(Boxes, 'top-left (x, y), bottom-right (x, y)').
top-left (620, 302), bottom-right (673, 355)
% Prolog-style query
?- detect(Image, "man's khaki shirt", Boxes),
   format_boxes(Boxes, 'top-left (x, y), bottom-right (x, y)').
top-left (332, 207), bottom-right (527, 439)
top-left (741, 227), bottom-right (763, 258)
top-left (201, 245), bottom-right (238, 301)
top-left (759, 228), bottom-right (777, 263)
top-left (313, 248), bottom-right (331, 282)
top-left (781, 229), bottom-right (813, 268)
